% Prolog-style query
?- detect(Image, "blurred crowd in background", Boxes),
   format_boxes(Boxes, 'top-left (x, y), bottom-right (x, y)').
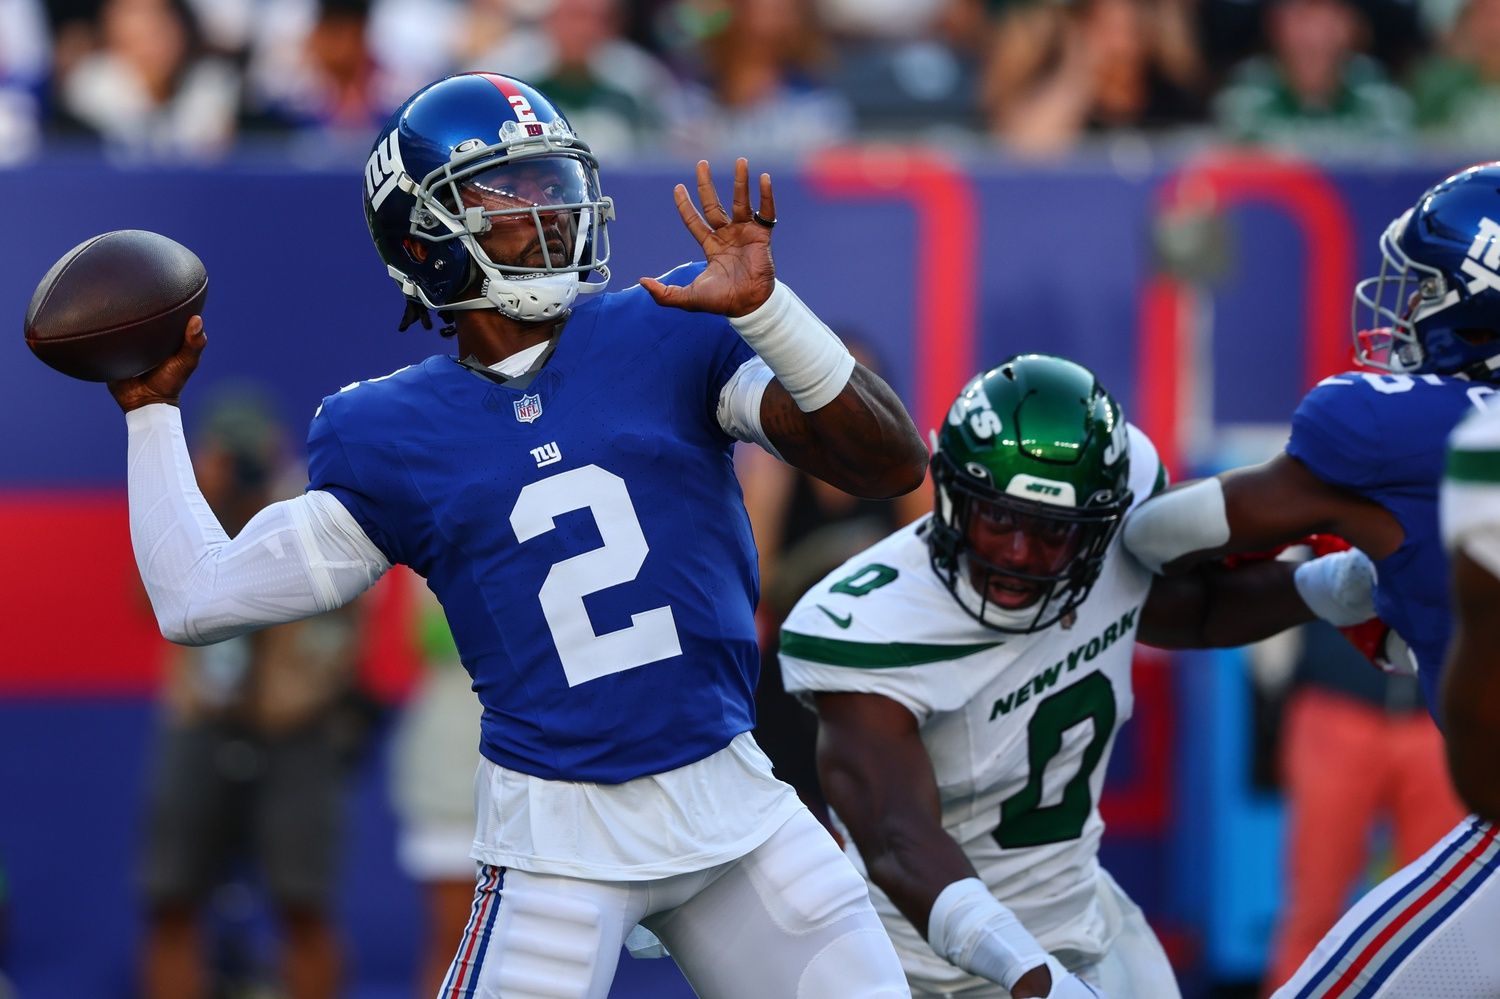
top-left (5, 0), bottom-right (1500, 167)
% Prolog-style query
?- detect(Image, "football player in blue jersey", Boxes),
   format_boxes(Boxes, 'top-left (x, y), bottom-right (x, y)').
top-left (1124, 162), bottom-right (1500, 998)
top-left (106, 72), bottom-right (927, 998)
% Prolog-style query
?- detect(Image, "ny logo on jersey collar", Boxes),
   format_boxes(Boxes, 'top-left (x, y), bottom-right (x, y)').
top-left (514, 393), bottom-right (543, 423)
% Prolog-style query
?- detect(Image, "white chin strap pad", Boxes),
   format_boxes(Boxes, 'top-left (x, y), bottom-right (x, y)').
top-left (485, 272), bottom-right (581, 322)
top-left (1121, 477), bottom-right (1231, 574)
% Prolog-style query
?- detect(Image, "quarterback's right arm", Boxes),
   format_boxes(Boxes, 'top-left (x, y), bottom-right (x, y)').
top-left (125, 404), bottom-right (389, 645)
top-left (110, 319), bottom-right (390, 646)
top-left (815, 692), bottom-right (1087, 999)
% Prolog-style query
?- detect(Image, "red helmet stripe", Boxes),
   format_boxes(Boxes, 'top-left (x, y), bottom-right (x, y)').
top-left (473, 73), bottom-right (522, 101)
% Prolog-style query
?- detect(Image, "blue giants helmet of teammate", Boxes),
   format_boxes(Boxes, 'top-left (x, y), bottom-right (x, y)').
top-left (1355, 161), bottom-right (1500, 379)
top-left (362, 72), bottom-right (615, 324)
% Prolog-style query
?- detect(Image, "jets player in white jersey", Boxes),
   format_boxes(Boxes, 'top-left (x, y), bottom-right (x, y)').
top-left (781, 355), bottom-right (1377, 999)
top-left (104, 74), bottom-right (928, 998)
top-left (1441, 409), bottom-right (1500, 826)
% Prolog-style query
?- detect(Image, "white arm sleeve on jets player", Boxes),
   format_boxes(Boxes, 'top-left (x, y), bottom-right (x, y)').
top-left (927, 877), bottom-right (1051, 992)
top-left (716, 356), bottom-right (781, 458)
top-left (1121, 478), bottom-right (1231, 574)
top-left (126, 403), bottom-right (390, 646)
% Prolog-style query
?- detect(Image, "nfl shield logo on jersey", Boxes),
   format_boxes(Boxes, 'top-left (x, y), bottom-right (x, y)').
top-left (513, 393), bottom-right (543, 423)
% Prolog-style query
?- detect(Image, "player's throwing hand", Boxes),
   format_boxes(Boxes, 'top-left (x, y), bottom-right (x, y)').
top-left (107, 316), bottom-right (207, 413)
top-left (640, 157), bottom-right (777, 318)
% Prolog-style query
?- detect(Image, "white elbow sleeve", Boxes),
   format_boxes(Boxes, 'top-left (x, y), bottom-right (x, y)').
top-left (1122, 478), bottom-right (1231, 574)
top-left (728, 280), bottom-right (855, 413)
top-left (126, 404), bottom-right (389, 645)
top-left (716, 356), bottom-right (781, 458)
top-left (926, 878), bottom-right (1049, 991)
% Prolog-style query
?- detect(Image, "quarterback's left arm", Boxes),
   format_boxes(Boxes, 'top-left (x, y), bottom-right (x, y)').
top-left (1441, 551), bottom-right (1500, 823)
top-left (641, 158), bottom-right (927, 499)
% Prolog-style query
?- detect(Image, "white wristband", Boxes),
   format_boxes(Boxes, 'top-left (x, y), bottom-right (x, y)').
top-left (728, 280), bottom-right (856, 412)
top-left (1121, 478), bottom-right (1230, 574)
top-left (926, 878), bottom-right (1049, 991)
top-left (1294, 548), bottom-right (1377, 626)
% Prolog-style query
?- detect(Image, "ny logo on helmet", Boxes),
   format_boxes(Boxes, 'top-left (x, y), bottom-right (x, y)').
top-left (365, 130), bottom-right (405, 211)
top-left (1463, 217), bottom-right (1500, 295)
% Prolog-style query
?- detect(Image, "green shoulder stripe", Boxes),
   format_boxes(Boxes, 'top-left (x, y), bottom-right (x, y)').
top-left (1447, 447), bottom-right (1500, 485)
top-left (780, 630), bottom-right (1002, 669)
top-left (1152, 457), bottom-right (1169, 497)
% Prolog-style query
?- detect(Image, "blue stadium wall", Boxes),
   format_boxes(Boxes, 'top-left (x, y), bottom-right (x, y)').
top-left (0, 151), bottom-right (1459, 997)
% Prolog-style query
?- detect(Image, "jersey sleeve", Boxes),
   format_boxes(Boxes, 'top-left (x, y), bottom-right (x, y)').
top-left (778, 561), bottom-right (1004, 724)
top-left (306, 393), bottom-right (404, 566)
top-left (1443, 407), bottom-right (1500, 578)
top-left (1286, 377), bottom-right (1385, 491)
top-left (635, 261), bottom-right (758, 443)
top-left (1124, 423), bottom-right (1166, 510)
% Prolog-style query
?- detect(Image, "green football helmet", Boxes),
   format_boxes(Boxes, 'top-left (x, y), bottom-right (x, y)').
top-left (928, 354), bottom-right (1133, 633)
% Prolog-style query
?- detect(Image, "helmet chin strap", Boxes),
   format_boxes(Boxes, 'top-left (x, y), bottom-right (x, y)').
top-left (951, 559), bottom-right (1052, 632)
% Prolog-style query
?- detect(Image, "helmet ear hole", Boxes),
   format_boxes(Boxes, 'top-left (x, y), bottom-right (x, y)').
top-left (402, 238), bottom-right (429, 264)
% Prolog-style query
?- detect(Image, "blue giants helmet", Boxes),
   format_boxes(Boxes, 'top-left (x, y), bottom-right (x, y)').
top-left (1354, 162), bottom-right (1500, 379)
top-left (363, 73), bottom-right (615, 325)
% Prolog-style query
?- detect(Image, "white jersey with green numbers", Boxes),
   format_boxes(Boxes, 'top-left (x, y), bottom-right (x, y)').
top-left (1443, 406), bottom-right (1500, 578)
top-left (779, 424), bottom-right (1163, 993)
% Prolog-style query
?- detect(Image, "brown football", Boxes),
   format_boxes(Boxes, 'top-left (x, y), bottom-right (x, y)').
top-left (24, 230), bottom-right (208, 382)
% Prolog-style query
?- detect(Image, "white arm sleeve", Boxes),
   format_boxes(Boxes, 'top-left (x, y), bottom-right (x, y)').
top-left (126, 403), bottom-right (391, 646)
top-left (727, 280), bottom-right (855, 412)
top-left (927, 877), bottom-right (1050, 991)
top-left (716, 356), bottom-right (781, 458)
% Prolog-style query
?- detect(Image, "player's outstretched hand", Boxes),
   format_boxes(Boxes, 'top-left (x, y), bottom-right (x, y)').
top-left (640, 157), bottom-right (777, 318)
top-left (108, 315), bottom-right (206, 413)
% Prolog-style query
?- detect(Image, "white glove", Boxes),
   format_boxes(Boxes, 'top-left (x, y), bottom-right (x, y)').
top-left (1293, 547), bottom-right (1377, 627)
top-left (1042, 969), bottom-right (1104, 998)
top-left (1016, 956), bottom-right (1106, 999)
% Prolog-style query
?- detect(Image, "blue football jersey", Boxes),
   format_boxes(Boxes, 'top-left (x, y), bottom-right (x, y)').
top-left (1287, 371), bottom-right (1500, 714)
top-left (307, 263), bottom-right (764, 783)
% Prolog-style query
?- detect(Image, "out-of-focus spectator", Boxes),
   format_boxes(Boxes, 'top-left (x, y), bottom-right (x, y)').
top-left (0, 0), bottom-right (47, 163)
top-left (1259, 621), bottom-right (1466, 995)
top-left (367, 0), bottom-right (465, 90)
top-left (137, 387), bottom-right (364, 999)
top-left (52, 0), bottom-right (240, 161)
top-left (983, 0), bottom-right (1207, 157)
top-left (469, 0), bottom-right (680, 156)
top-left (1409, 0), bottom-right (1500, 148)
top-left (823, 0), bottom-right (987, 140)
top-left (389, 581), bottom-right (482, 999)
top-left (241, 0), bottom-right (412, 153)
top-left (669, 0), bottom-right (854, 157)
top-left (1213, 0), bottom-right (1412, 153)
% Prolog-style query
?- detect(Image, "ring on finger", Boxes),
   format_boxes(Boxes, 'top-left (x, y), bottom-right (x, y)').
top-left (752, 211), bottom-right (777, 229)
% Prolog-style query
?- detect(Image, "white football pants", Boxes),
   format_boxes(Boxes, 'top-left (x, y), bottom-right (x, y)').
top-left (1272, 815), bottom-right (1500, 999)
top-left (438, 807), bottom-right (910, 998)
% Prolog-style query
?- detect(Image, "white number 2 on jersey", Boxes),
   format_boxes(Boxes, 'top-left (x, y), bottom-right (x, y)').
top-left (510, 464), bottom-right (683, 686)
